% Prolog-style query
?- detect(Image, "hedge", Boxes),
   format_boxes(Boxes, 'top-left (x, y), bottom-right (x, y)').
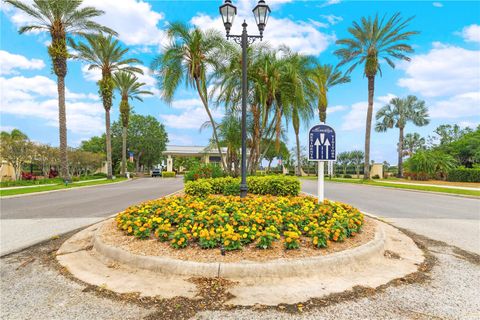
top-left (184, 175), bottom-right (300, 197)
top-left (447, 168), bottom-right (480, 182)
top-left (162, 171), bottom-right (176, 178)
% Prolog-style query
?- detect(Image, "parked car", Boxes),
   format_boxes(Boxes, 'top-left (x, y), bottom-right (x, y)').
top-left (151, 168), bottom-right (162, 177)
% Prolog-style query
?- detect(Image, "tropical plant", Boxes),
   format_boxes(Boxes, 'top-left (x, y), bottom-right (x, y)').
top-left (0, 129), bottom-right (33, 180)
top-left (70, 34), bottom-right (142, 179)
top-left (349, 150), bottom-right (365, 177)
top-left (404, 150), bottom-right (456, 180)
top-left (375, 95), bottom-right (429, 177)
top-left (310, 64), bottom-right (350, 123)
top-left (151, 22), bottom-right (227, 170)
top-left (4, 0), bottom-right (116, 179)
top-left (113, 71), bottom-right (153, 176)
top-left (335, 13), bottom-right (418, 179)
top-left (337, 151), bottom-right (351, 175)
top-left (403, 132), bottom-right (425, 157)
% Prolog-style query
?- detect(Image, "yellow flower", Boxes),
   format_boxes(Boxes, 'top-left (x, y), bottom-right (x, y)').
top-left (224, 240), bottom-right (230, 246)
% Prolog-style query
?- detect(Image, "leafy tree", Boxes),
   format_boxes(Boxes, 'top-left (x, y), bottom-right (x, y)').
top-left (70, 34), bottom-right (142, 179)
top-left (113, 71), bottom-right (153, 175)
top-left (375, 96), bottom-right (429, 177)
top-left (335, 13), bottom-right (418, 179)
top-left (0, 129), bottom-right (33, 180)
top-left (310, 64), bottom-right (350, 123)
top-left (111, 114), bottom-right (168, 172)
top-left (403, 132), bottom-right (425, 157)
top-left (436, 127), bottom-right (480, 168)
top-left (349, 150), bottom-right (365, 177)
top-left (5, 0), bottom-right (116, 179)
top-left (432, 124), bottom-right (473, 146)
top-left (151, 22), bottom-right (227, 170)
top-left (80, 135), bottom-right (106, 154)
top-left (262, 139), bottom-right (290, 172)
top-left (34, 144), bottom-right (59, 177)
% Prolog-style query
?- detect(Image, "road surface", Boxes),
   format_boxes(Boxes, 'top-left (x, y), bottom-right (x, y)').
top-left (0, 178), bottom-right (184, 256)
top-left (302, 179), bottom-right (480, 254)
top-left (1, 177), bottom-right (478, 255)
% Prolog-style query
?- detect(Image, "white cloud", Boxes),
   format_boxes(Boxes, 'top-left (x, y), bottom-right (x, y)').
top-left (2, 0), bottom-right (166, 48)
top-left (160, 98), bottom-right (223, 130)
top-left (341, 94), bottom-right (397, 131)
top-left (397, 42), bottom-right (480, 98)
top-left (168, 133), bottom-right (194, 146)
top-left (319, 0), bottom-right (341, 8)
top-left (460, 24), bottom-right (480, 43)
top-left (326, 105), bottom-right (346, 114)
top-left (0, 75), bottom-right (104, 135)
top-left (0, 50), bottom-right (45, 75)
top-left (429, 91), bottom-right (480, 119)
top-left (0, 125), bottom-right (16, 133)
top-left (191, 3), bottom-right (334, 56)
top-left (320, 14), bottom-right (343, 25)
top-left (432, 2), bottom-right (443, 7)
top-left (458, 120), bottom-right (479, 129)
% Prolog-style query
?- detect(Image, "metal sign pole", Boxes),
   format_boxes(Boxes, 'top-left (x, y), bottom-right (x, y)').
top-left (318, 161), bottom-right (324, 203)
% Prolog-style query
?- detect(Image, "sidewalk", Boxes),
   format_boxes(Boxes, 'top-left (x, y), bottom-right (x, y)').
top-left (375, 180), bottom-right (480, 191)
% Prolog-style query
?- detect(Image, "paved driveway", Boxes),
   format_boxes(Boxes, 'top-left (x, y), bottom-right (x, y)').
top-left (302, 179), bottom-right (480, 254)
top-left (0, 178), bottom-right (184, 255)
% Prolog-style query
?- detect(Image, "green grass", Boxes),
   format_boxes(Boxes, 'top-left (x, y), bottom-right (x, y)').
top-left (0, 177), bottom-right (127, 197)
top-left (300, 176), bottom-right (480, 197)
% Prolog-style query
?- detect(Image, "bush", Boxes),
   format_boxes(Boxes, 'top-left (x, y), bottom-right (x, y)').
top-left (447, 168), bottom-right (480, 182)
top-left (372, 174), bottom-right (380, 179)
top-left (223, 182), bottom-right (240, 196)
top-left (116, 195), bottom-right (364, 250)
top-left (343, 174), bottom-right (352, 178)
top-left (162, 171), bottom-right (176, 178)
top-left (184, 164), bottom-right (224, 182)
top-left (184, 180), bottom-right (212, 197)
top-left (184, 175), bottom-right (300, 197)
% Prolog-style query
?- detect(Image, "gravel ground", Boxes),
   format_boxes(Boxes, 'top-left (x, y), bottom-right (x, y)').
top-left (1, 229), bottom-right (479, 319)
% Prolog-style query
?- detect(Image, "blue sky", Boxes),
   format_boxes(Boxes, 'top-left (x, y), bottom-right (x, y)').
top-left (1, 0), bottom-right (479, 165)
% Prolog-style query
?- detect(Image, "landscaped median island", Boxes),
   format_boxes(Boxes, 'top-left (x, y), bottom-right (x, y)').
top-left (56, 175), bottom-right (425, 308)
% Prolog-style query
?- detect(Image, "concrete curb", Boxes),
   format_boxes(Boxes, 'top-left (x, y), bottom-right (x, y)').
top-left (92, 219), bottom-right (385, 279)
top-left (0, 178), bottom-right (132, 199)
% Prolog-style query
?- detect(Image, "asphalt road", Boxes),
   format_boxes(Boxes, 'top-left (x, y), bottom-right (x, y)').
top-left (302, 179), bottom-right (480, 254)
top-left (1, 177), bottom-right (479, 255)
top-left (0, 178), bottom-right (184, 255)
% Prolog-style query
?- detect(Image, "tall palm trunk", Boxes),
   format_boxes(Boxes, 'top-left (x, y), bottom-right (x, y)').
top-left (121, 126), bottom-right (127, 175)
top-left (57, 75), bottom-right (69, 180)
top-left (293, 110), bottom-right (302, 176)
top-left (105, 108), bottom-right (112, 179)
top-left (319, 88), bottom-right (327, 123)
top-left (364, 75), bottom-right (375, 179)
top-left (397, 126), bottom-right (404, 178)
top-left (194, 78), bottom-right (227, 171)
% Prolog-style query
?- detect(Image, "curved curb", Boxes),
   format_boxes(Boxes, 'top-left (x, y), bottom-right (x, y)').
top-left (93, 219), bottom-right (385, 279)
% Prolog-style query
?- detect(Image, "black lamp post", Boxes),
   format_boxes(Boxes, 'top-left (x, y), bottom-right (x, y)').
top-left (219, 0), bottom-right (271, 198)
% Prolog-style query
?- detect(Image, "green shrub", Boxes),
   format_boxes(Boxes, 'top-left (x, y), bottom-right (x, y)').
top-left (447, 168), bottom-right (480, 182)
top-left (184, 164), bottom-right (224, 182)
top-left (223, 182), bottom-right (240, 196)
top-left (162, 171), bottom-right (176, 178)
top-left (183, 175), bottom-right (300, 197)
top-left (184, 180), bottom-right (213, 197)
top-left (343, 174), bottom-right (352, 178)
top-left (372, 174), bottom-right (380, 179)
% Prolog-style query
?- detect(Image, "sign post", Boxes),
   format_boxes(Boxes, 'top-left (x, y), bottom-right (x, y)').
top-left (308, 124), bottom-right (336, 203)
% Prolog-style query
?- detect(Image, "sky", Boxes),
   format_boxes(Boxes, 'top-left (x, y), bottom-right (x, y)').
top-left (1, 0), bottom-right (479, 165)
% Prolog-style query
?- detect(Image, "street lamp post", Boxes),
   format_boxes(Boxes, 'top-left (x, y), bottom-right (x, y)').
top-left (219, 0), bottom-right (271, 198)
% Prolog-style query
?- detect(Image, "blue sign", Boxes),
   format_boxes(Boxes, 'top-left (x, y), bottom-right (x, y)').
top-left (308, 124), bottom-right (336, 161)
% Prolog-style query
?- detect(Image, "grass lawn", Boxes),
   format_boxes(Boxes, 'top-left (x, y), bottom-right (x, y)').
top-left (300, 176), bottom-right (480, 197)
top-left (0, 177), bottom-right (127, 197)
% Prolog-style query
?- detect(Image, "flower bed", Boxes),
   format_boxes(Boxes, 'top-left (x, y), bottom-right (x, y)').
top-left (115, 195), bottom-right (364, 251)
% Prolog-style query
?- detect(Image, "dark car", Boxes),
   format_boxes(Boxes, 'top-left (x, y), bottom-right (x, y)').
top-left (151, 168), bottom-right (162, 177)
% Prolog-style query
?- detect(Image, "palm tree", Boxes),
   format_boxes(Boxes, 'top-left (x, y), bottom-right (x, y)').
top-left (281, 50), bottom-right (315, 176)
top-left (335, 13), bottom-right (418, 179)
top-left (375, 95), bottom-right (429, 177)
top-left (113, 71), bottom-right (153, 176)
top-left (337, 151), bottom-right (351, 175)
top-left (310, 64), bottom-right (350, 123)
top-left (5, 0), bottom-right (116, 180)
top-left (403, 132), bottom-right (425, 157)
top-left (70, 34), bottom-right (142, 179)
top-left (350, 150), bottom-right (365, 177)
top-left (151, 22), bottom-right (228, 170)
